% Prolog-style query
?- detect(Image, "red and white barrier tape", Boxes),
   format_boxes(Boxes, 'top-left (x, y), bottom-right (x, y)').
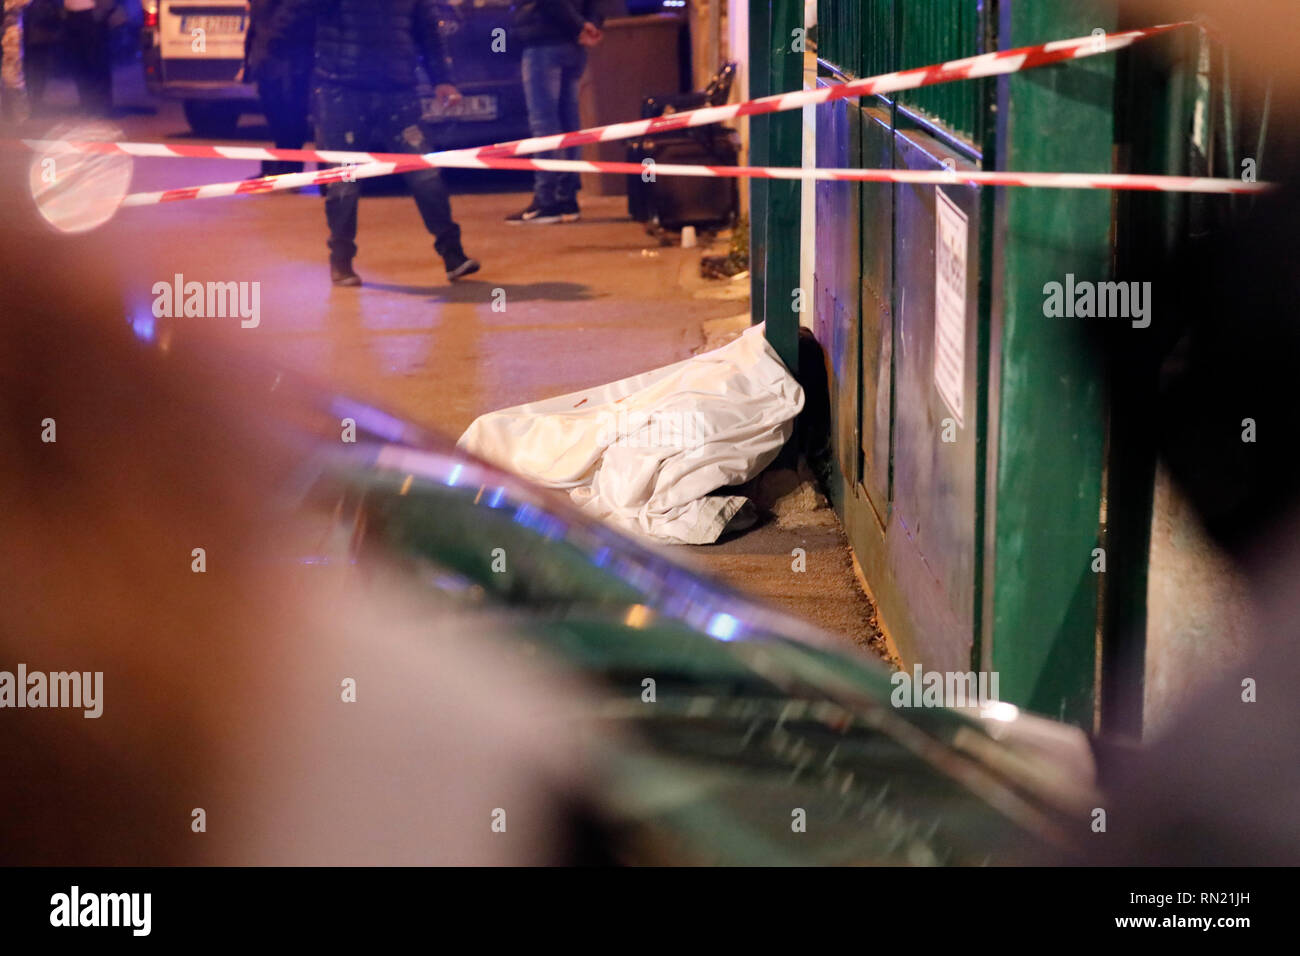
top-left (28, 21), bottom-right (1188, 173)
top-left (115, 154), bottom-right (1267, 206)
top-left (28, 21), bottom-right (1261, 204)
top-left (22, 20), bottom-right (1227, 206)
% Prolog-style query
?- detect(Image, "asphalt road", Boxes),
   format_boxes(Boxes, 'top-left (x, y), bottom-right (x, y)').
top-left (32, 66), bottom-right (737, 439)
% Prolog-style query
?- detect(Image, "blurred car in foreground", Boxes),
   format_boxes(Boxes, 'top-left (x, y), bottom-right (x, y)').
top-left (124, 317), bottom-right (1099, 866)
top-left (308, 445), bottom-right (1098, 864)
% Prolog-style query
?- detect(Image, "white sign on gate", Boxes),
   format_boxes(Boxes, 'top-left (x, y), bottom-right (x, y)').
top-left (934, 189), bottom-right (968, 428)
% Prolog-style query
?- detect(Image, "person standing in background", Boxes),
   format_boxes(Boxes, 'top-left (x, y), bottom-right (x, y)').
top-left (20, 0), bottom-right (60, 112)
top-left (244, 0), bottom-right (315, 178)
top-left (270, 0), bottom-right (480, 287)
top-left (506, 0), bottom-right (604, 225)
top-left (1, 0), bottom-right (32, 122)
top-left (61, 0), bottom-right (115, 116)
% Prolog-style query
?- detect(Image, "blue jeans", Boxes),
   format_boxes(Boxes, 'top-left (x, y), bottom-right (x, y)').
top-left (522, 43), bottom-right (587, 207)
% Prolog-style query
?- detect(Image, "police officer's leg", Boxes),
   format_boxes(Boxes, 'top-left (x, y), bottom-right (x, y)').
top-left (257, 63), bottom-right (305, 177)
top-left (555, 45), bottom-right (587, 206)
top-left (315, 83), bottom-right (365, 277)
top-left (520, 45), bottom-right (566, 209)
top-left (382, 95), bottom-right (465, 263)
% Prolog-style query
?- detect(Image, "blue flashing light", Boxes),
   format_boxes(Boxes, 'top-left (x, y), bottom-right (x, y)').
top-left (706, 612), bottom-right (741, 642)
top-left (129, 311), bottom-right (157, 343)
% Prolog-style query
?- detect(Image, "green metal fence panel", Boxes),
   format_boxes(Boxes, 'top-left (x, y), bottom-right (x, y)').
top-left (813, 86), bottom-right (865, 490)
top-left (857, 104), bottom-right (894, 519)
top-left (799, 0), bottom-right (1129, 727)
top-left (984, 0), bottom-right (1117, 726)
top-left (897, 1), bottom-right (983, 142)
top-left (860, 0), bottom-right (894, 79)
top-left (818, 0), bottom-right (983, 144)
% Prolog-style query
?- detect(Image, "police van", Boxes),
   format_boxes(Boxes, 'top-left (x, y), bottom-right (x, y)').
top-left (141, 0), bottom-right (255, 136)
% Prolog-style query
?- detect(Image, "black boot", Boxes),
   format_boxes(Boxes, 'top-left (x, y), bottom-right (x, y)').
top-left (444, 247), bottom-right (480, 281)
top-left (330, 258), bottom-right (362, 287)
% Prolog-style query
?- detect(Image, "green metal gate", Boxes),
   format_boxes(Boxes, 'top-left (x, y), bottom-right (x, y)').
top-left (750, 0), bottom-right (1165, 729)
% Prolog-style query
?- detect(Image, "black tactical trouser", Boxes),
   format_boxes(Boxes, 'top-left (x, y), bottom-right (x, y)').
top-left (257, 59), bottom-right (313, 176)
top-left (314, 82), bottom-right (462, 264)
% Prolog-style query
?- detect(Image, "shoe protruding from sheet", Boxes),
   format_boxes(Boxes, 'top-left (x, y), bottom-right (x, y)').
top-left (458, 324), bottom-right (804, 544)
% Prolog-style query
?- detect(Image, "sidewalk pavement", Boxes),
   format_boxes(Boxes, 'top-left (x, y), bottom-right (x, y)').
top-left (111, 150), bottom-right (891, 660)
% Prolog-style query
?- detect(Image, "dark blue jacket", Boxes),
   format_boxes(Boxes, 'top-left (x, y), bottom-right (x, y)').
top-left (246, 0), bottom-right (315, 77)
top-left (270, 0), bottom-right (451, 91)
top-left (511, 0), bottom-right (604, 48)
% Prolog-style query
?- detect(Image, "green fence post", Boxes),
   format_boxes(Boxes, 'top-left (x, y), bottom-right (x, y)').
top-left (749, 0), bottom-right (804, 371)
top-left (985, 0), bottom-right (1117, 727)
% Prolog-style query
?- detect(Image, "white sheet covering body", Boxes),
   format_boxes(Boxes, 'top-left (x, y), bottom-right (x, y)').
top-left (458, 324), bottom-right (805, 544)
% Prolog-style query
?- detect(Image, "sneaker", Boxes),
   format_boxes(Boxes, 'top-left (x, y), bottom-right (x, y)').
top-left (558, 199), bottom-right (580, 223)
top-left (330, 260), bottom-right (362, 287)
top-left (506, 201), bottom-right (565, 225)
top-left (445, 254), bottom-right (481, 281)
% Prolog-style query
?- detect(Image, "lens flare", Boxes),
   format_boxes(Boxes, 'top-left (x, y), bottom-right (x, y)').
top-left (28, 123), bottom-right (134, 234)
